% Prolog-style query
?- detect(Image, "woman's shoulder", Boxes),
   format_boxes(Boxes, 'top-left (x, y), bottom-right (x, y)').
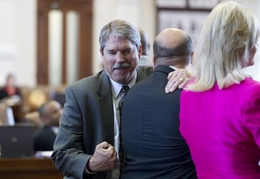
top-left (241, 78), bottom-right (260, 91)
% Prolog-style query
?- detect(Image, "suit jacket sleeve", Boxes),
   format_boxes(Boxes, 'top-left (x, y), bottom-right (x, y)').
top-left (51, 86), bottom-right (92, 179)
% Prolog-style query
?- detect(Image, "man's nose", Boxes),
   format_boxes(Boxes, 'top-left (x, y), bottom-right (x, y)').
top-left (115, 52), bottom-right (125, 62)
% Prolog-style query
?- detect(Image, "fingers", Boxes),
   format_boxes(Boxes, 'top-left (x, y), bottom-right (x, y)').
top-left (167, 70), bottom-right (175, 80)
top-left (90, 142), bottom-right (117, 171)
top-left (108, 146), bottom-right (118, 165)
top-left (165, 81), bottom-right (179, 93)
top-left (99, 141), bottom-right (112, 149)
top-left (166, 69), bottom-right (187, 93)
top-left (178, 78), bottom-right (190, 89)
top-left (106, 146), bottom-right (118, 169)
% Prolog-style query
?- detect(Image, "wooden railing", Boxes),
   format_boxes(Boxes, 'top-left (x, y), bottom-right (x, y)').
top-left (0, 157), bottom-right (63, 179)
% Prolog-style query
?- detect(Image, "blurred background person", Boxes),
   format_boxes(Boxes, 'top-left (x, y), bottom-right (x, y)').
top-left (34, 100), bottom-right (62, 151)
top-left (0, 74), bottom-right (25, 123)
top-left (0, 74), bottom-right (21, 102)
top-left (180, 1), bottom-right (260, 178)
top-left (137, 27), bottom-right (153, 67)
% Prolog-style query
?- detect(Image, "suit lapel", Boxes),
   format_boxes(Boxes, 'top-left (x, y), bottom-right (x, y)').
top-left (136, 66), bottom-right (153, 83)
top-left (97, 71), bottom-right (114, 145)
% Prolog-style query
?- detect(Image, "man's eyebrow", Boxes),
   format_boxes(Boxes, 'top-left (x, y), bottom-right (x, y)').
top-left (122, 47), bottom-right (132, 51)
top-left (106, 49), bottom-right (116, 52)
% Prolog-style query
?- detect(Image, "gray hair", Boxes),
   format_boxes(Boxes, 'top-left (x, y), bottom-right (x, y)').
top-left (99, 19), bottom-right (141, 54)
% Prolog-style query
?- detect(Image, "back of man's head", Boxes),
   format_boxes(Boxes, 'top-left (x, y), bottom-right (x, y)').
top-left (38, 100), bottom-right (62, 127)
top-left (138, 28), bottom-right (150, 56)
top-left (153, 28), bottom-right (193, 68)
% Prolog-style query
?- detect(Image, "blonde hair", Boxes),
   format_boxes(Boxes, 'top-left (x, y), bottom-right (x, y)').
top-left (188, 1), bottom-right (260, 91)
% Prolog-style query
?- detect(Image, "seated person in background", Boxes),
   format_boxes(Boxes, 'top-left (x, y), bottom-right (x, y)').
top-left (121, 28), bottom-right (197, 178)
top-left (137, 27), bottom-right (153, 66)
top-left (0, 74), bottom-right (21, 102)
top-left (34, 100), bottom-right (62, 151)
top-left (0, 74), bottom-right (24, 123)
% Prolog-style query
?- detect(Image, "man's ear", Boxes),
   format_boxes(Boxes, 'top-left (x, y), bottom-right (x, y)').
top-left (100, 48), bottom-right (104, 56)
top-left (138, 45), bottom-right (142, 58)
top-left (41, 116), bottom-right (49, 125)
top-left (152, 56), bottom-right (156, 69)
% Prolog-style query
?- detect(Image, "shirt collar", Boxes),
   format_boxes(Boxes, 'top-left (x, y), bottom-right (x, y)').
top-left (51, 126), bottom-right (59, 135)
top-left (169, 66), bottom-right (178, 70)
top-left (110, 72), bottom-right (137, 98)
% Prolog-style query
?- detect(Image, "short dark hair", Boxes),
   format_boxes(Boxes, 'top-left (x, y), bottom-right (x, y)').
top-left (153, 36), bottom-right (193, 59)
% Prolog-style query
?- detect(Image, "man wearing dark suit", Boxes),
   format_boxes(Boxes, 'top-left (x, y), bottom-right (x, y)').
top-left (51, 19), bottom-right (187, 179)
top-left (34, 100), bottom-right (62, 151)
top-left (121, 28), bottom-right (197, 179)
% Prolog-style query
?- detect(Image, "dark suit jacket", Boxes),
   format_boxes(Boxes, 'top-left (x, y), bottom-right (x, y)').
top-left (51, 67), bottom-right (153, 179)
top-left (121, 65), bottom-right (197, 179)
top-left (33, 126), bottom-right (56, 151)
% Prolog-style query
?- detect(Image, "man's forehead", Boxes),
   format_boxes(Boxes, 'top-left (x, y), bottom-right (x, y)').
top-left (105, 45), bottom-right (133, 51)
top-left (105, 40), bottom-right (136, 51)
top-left (107, 35), bottom-right (131, 43)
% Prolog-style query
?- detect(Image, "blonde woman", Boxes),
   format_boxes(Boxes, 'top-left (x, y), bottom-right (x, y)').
top-left (180, 1), bottom-right (260, 178)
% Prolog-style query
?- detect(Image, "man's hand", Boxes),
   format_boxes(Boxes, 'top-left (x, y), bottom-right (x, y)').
top-left (165, 69), bottom-right (190, 93)
top-left (87, 141), bottom-right (117, 172)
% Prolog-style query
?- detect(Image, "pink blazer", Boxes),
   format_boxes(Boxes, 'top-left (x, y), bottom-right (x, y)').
top-left (180, 78), bottom-right (260, 179)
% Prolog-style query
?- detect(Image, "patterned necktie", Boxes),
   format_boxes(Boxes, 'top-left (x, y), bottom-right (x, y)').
top-left (118, 85), bottom-right (130, 173)
top-left (118, 85), bottom-right (130, 112)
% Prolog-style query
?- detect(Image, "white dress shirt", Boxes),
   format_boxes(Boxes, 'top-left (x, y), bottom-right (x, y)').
top-left (109, 73), bottom-right (136, 179)
top-left (109, 74), bottom-right (136, 158)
